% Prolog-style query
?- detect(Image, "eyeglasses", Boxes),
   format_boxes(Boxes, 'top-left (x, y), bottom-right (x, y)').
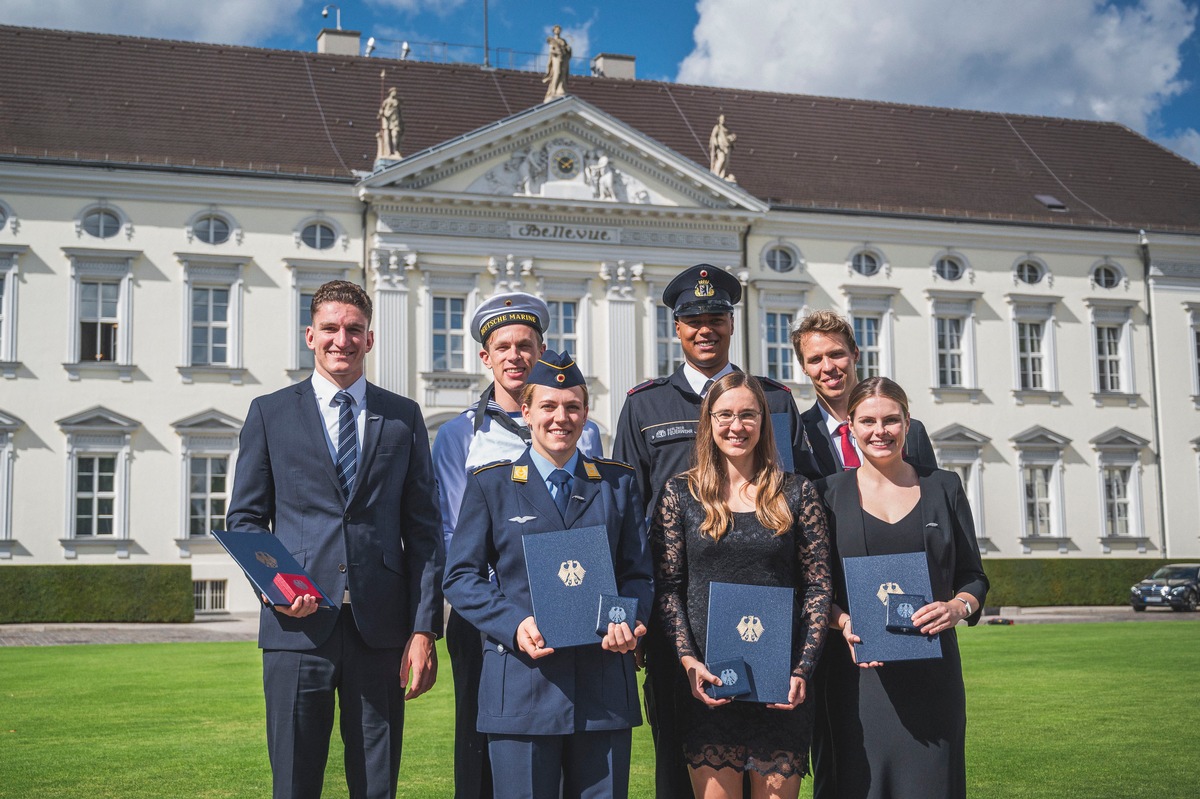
top-left (710, 410), bottom-right (762, 428)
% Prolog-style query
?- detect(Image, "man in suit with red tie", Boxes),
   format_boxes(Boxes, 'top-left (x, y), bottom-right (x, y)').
top-left (790, 309), bottom-right (937, 799)
top-left (227, 280), bottom-right (443, 799)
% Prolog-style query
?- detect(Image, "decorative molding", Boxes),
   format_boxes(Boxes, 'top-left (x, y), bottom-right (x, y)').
top-left (599, 260), bottom-right (643, 300)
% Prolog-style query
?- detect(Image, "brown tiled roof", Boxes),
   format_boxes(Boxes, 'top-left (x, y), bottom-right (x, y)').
top-left (2, 24), bottom-right (1198, 233)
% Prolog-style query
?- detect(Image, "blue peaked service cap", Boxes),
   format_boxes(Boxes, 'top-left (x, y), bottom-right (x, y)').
top-left (661, 263), bottom-right (742, 317)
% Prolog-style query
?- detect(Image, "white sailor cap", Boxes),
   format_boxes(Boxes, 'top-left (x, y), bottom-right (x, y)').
top-left (471, 292), bottom-right (550, 344)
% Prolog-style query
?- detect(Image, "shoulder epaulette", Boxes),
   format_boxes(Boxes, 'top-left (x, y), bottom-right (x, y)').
top-left (756, 374), bottom-right (793, 393)
top-left (592, 457), bottom-right (635, 471)
top-left (627, 377), bottom-right (668, 395)
top-left (471, 460), bottom-right (512, 475)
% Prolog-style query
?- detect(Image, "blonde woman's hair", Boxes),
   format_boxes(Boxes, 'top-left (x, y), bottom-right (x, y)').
top-left (685, 372), bottom-right (793, 540)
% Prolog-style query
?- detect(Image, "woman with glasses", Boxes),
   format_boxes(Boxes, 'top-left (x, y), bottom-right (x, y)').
top-left (816, 377), bottom-right (987, 799)
top-left (650, 372), bottom-right (832, 799)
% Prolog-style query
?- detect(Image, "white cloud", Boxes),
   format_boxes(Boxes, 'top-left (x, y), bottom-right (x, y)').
top-left (365, 0), bottom-right (468, 14)
top-left (0, 0), bottom-right (305, 46)
top-left (1162, 128), bottom-right (1200, 165)
top-left (678, 0), bottom-right (1196, 135)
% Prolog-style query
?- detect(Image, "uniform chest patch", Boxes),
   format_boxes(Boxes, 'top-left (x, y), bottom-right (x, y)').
top-left (645, 420), bottom-right (697, 445)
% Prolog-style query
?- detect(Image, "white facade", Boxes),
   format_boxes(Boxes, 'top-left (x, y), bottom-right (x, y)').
top-left (2, 98), bottom-right (1198, 614)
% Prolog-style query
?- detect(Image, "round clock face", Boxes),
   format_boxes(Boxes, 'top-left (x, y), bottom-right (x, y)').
top-left (550, 147), bottom-right (580, 179)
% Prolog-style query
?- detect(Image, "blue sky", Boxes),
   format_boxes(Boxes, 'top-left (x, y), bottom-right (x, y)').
top-left (4, 0), bottom-right (1198, 163)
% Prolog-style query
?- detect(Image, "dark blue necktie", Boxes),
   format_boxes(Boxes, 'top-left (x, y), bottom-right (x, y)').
top-left (334, 390), bottom-right (357, 497)
top-left (548, 469), bottom-right (572, 517)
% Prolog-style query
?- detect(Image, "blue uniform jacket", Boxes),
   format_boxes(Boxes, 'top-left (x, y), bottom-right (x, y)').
top-left (442, 449), bottom-right (653, 736)
top-left (432, 399), bottom-right (602, 556)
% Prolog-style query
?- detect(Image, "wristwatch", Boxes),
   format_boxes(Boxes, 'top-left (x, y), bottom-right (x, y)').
top-left (955, 597), bottom-right (973, 615)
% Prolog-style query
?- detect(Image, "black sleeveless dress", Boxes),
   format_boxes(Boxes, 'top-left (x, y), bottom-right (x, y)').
top-left (650, 473), bottom-right (832, 778)
top-left (823, 503), bottom-right (968, 799)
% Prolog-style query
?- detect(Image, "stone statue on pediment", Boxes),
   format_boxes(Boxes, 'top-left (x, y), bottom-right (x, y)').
top-left (543, 25), bottom-right (571, 102)
top-left (377, 87), bottom-right (404, 160)
top-left (709, 113), bottom-right (737, 182)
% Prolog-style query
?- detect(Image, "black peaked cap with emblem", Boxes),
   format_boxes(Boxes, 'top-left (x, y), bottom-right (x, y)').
top-left (527, 349), bottom-right (586, 390)
top-left (662, 263), bottom-right (742, 317)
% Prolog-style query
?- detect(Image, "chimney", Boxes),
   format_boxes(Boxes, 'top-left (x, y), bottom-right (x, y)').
top-left (317, 28), bottom-right (362, 56)
top-left (590, 53), bottom-right (636, 80)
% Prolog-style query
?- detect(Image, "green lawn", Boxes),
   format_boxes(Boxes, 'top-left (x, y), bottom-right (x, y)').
top-left (1, 621), bottom-right (1197, 798)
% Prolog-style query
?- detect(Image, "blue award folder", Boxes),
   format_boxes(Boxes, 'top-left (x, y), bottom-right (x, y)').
top-left (842, 552), bottom-right (942, 663)
top-left (212, 530), bottom-right (334, 608)
top-left (770, 412), bottom-right (794, 472)
top-left (522, 525), bottom-right (618, 649)
top-left (704, 582), bottom-right (794, 704)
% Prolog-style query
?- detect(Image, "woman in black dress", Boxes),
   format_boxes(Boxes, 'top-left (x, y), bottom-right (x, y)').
top-left (816, 377), bottom-right (988, 799)
top-left (651, 372), bottom-right (832, 799)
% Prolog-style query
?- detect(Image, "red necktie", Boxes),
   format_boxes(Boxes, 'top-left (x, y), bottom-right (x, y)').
top-left (835, 422), bottom-right (860, 469)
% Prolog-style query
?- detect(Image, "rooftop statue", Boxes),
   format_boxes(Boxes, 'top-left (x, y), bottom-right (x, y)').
top-left (709, 113), bottom-right (737, 182)
top-left (543, 25), bottom-right (571, 103)
top-left (377, 87), bottom-right (404, 161)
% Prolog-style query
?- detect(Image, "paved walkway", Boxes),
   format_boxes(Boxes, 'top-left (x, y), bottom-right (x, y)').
top-left (1, 606), bottom-right (1195, 647)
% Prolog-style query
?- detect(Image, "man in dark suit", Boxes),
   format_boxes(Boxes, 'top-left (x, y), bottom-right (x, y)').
top-left (790, 309), bottom-right (937, 799)
top-left (790, 310), bottom-right (936, 479)
top-left (227, 280), bottom-right (443, 799)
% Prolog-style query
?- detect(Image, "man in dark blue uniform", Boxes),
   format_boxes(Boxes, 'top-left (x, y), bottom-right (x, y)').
top-left (612, 263), bottom-right (806, 798)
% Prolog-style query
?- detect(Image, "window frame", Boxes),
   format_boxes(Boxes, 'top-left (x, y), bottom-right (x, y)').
top-left (930, 423), bottom-right (990, 550)
top-left (1089, 259), bottom-right (1127, 291)
top-left (58, 407), bottom-right (139, 558)
top-left (62, 248), bottom-right (139, 381)
top-left (545, 298), bottom-right (580, 356)
top-left (295, 216), bottom-right (345, 252)
top-left (654, 305), bottom-right (683, 378)
top-left (430, 294), bottom-right (467, 373)
top-left (284, 259), bottom-right (357, 377)
top-left (763, 309), bottom-right (795, 383)
top-left (1006, 294), bottom-right (1061, 405)
top-left (1012, 425), bottom-right (1071, 553)
top-left (1085, 298), bottom-right (1138, 406)
top-left (761, 242), bottom-right (803, 274)
top-left (172, 410), bottom-right (242, 557)
top-left (0, 245), bottom-right (27, 376)
top-left (76, 203), bottom-right (130, 241)
top-left (176, 254), bottom-right (246, 383)
top-left (842, 285), bottom-right (898, 381)
top-left (0, 409), bottom-right (20, 558)
top-left (1091, 427), bottom-right (1149, 553)
top-left (848, 248), bottom-right (885, 278)
top-left (186, 209), bottom-right (241, 247)
top-left (927, 290), bottom-right (982, 401)
top-left (1013, 258), bottom-right (1049, 286)
top-left (931, 250), bottom-right (972, 283)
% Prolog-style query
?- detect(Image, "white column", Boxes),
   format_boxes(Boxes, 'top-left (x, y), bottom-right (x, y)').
top-left (371, 249), bottom-right (414, 397)
top-left (601, 261), bottom-right (642, 429)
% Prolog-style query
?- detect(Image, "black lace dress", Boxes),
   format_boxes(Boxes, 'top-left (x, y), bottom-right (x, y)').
top-left (651, 473), bottom-right (832, 778)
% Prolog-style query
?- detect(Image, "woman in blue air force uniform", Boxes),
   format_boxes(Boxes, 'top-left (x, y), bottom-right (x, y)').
top-left (443, 350), bottom-right (654, 799)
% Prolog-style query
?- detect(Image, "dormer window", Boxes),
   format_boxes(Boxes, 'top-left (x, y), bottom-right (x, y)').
top-left (1035, 194), bottom-right (1068, 212)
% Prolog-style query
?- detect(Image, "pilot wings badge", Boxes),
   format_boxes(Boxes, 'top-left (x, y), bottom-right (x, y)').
top-left (558, 559), bottom-right (586, 587)
top-left (737, 615), bottom-right (764, 643)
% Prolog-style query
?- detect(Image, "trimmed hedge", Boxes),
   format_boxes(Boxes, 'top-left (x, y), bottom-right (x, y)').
top-left (981, 558), bottom-right (1175, 607)
top-left (0, 565), bottom-right (194, 623)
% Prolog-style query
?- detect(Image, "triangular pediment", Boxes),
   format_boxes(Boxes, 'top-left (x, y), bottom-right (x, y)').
top-left (1010, 425), bottom-right (1070, 449)
top-left (172, 409), bottom-right (243, 433)
top-left (0, 408), bottom-right (25, 431)
top-left (359, 95), bottom-right (767, 213)
top-left (56, 405), bottom-right (140, 432)
top-left (930, 423), bottom-right (990, 446)
top-left (1090, 427), bottom-right (1150, 450)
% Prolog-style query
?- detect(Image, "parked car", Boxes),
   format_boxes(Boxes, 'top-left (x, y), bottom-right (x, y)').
top-left (1130, 564), bottom-right (1200, 611)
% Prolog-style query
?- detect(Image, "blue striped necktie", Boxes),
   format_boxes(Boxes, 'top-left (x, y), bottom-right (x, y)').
top-left (334, 390), bottom-right (357, 497)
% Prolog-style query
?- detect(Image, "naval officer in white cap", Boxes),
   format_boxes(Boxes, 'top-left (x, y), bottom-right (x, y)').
top-left (432, 292), bottom-right (602, 799)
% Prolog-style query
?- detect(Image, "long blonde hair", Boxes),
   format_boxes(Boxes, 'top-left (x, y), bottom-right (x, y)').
top-left (685, 372), bottom-right (793, 540)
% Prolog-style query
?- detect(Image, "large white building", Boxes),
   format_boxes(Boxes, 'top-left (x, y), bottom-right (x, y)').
top-left (1, 24), bottom-right (1198, 613)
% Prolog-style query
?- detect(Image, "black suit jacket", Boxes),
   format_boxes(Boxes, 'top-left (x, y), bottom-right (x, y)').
top-left (816, 466), bottom-right (988, 624)
top-left (227, 379), bottom-right (444, 651)
top-left (798, 401), bottom-right (937, 481)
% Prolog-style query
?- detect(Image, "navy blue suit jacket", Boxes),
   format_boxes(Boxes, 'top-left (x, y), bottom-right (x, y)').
top-left (227, 379), bottom-right (444, 651)
top-left (443, 450), bottom-right (654, 736)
